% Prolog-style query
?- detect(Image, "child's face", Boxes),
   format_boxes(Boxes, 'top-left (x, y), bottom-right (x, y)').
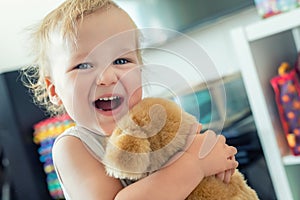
top-left (46, 6), bottom-right (142, 135)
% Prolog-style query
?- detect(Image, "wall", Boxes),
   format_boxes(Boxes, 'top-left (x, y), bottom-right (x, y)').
top-left (0, 0), bottom-right (64, 72)
top-left (141, 8), bottom-right (260, 95)
top-left (0, 1), bottom-right (260, 78)
top-left (143, 8), bottom-right (260, 81)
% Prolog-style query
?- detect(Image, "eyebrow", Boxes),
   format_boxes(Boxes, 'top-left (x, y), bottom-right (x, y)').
top-left (117, 47), bottom-right (138, 55)
top-left (67, 52), bottom-right (89, 70)
top-left (70, 50), bottom-right (90, 62)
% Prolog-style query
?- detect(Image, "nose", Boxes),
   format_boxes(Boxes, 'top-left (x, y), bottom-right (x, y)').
top-left (96, 66), bottom-right (118, 86)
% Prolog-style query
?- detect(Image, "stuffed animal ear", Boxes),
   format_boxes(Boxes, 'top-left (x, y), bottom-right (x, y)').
top-left (142, 104), bottom-right (167, 137)
top-left (114, 103), bottom-right (167, 138)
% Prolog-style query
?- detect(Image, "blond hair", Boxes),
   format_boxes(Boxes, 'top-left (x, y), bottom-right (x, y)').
top-left (22, 0), bottom-right (118, 116)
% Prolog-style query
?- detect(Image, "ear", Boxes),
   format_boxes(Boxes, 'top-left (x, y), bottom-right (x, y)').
top-left (44, 77), bottom-right (62, 105)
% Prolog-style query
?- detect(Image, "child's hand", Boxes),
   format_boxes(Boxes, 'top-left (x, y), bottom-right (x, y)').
top-left (186, 129), bottom-right (238, 178)
top-left (215, 155), bottom-right (237, 183)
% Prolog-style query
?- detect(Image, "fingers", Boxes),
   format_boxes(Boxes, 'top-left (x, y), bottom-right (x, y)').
top-left (230, 159), bottom-right (239, 170)
top-left (229, 156), bottom-right (237, 175)
top-left (195, 130), bottom-right (239, 178)
top-left (215, 171), bottom-right (225, 181)
top-left (223, 156), bottom-right (238, 183)
top-left (226, 146), bottom-right (238, 169)
top-left (215, 170), bottom-right (231, 183)
top-left (227, 157), bottom-right (239, 169)
top-left (228, 145), bottom-right (237, 155)
top-left (199, 131), bottom-right (235, 159)
top-left (216, 157), bottom-right (237, 183)
top-left (225, 144), bottom-right (237, 159)
top-left (223, 169), bottom-right (232, 183)
top-left (196, 123), bottom-right (202, 133)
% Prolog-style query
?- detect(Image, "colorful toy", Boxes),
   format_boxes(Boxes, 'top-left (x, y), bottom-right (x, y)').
top-left (271, 62), bottom-right (300, 155)
top-left (254, 0), bottom-right (298, 18)
top-left (33, 114), bottom-right (75, 199)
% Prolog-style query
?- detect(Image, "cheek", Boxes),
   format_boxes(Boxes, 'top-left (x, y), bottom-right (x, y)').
top-left (55, 73), bottom-right (94, 115)
top-left (129, 87), bottom-right (142, 108)
top-left (123, 69), bottom-right (142, 107)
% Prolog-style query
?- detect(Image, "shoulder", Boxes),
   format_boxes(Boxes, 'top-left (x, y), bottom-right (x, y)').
top-left (52, 126), bottom-right (85, 161)
top-left (52, 127), bottom-right (123, 199)
top-left (52, 128), bottom-right (96, 169)
top-left (53, 126), bottom-right (107, 160)
top-left (52, 126), bottom-right (104, 166)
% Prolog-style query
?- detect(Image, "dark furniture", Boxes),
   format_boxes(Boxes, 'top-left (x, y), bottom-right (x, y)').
top-left (0, 70), bottom-right (52, 200)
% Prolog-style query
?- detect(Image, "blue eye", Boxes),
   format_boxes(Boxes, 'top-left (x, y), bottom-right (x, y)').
top-left (113, 58), bottom-right (129, 65)
top-left (74, 63), bottom-right (93, 70)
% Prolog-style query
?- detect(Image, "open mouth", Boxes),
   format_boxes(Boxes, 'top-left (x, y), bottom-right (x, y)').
top-left (94, 96), bottom-right (124, 111)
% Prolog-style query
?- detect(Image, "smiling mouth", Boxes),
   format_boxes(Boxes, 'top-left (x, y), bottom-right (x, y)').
top-left (94, 96), bottom-right (124, 111)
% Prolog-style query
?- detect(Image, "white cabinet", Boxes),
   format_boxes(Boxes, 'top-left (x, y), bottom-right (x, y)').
top-left (231, 8), bottom-right (300, 200)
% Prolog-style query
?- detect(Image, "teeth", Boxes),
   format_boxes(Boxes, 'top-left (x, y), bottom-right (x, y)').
top-left (98, 96), bottom-right (120, 101)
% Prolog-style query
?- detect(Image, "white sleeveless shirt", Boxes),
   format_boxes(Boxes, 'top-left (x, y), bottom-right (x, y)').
top-left (52, 126), bottom-right (135, 199)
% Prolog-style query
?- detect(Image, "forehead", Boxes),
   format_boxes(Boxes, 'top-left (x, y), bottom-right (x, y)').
top-left (74, 6), bottom-right (138, 56)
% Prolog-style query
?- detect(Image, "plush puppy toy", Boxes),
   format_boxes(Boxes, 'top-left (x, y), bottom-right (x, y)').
top-left (103, 97), bottom-right (259, 200)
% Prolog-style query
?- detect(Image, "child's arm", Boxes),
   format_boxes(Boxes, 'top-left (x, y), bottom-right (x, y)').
top-left (52, 130), bottom-right (237, 200)
top-left (115, 130), bottom-right (238, 200)
top-left (52, 136), bottom-right (124, 200)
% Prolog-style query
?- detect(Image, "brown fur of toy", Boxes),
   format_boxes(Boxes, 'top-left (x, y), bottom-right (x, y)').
top-left (103, 98), bottom-right (259, 199)
top-left (188, 170), bottom-right (258, 200)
